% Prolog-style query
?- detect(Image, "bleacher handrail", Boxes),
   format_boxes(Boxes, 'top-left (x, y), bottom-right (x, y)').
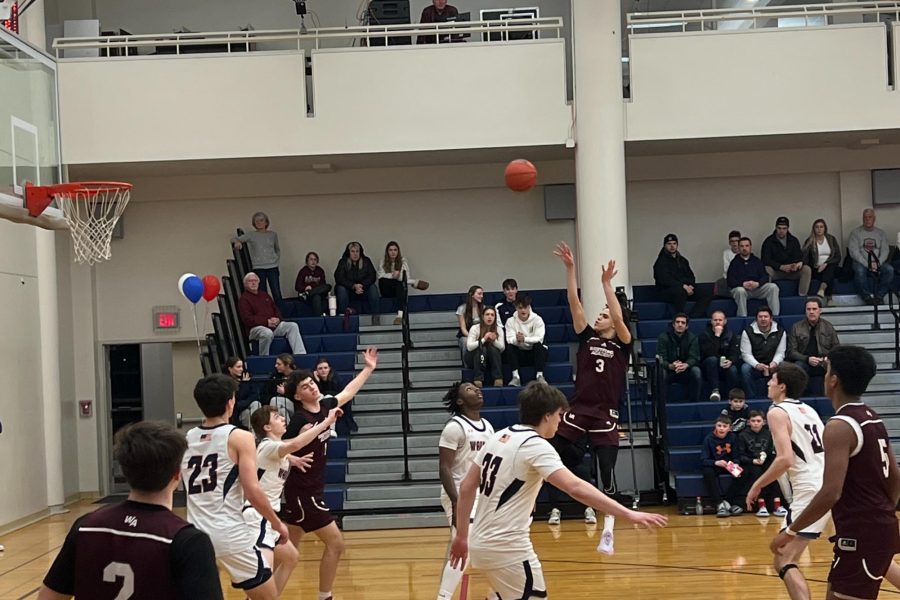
top-left (889, 293), bottom-right (900, 369)
top-left (627, 1), bottom-right (900, 33)
top-left (51, 17), bottom-right (565, 58)
top-left (399, 272), bottom-right (412, 481)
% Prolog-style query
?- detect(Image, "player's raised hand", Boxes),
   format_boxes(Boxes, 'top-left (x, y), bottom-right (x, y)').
top-left (554, 242), bottom-right (575, 268)
top-left (449, 534), bottom-right (468, 569)
top-left (362, 346), bottom-right (378, 370)
top-left (627, 510), bottom-right (668, 529)
top-left (601, 260), bottom-right (618, 285)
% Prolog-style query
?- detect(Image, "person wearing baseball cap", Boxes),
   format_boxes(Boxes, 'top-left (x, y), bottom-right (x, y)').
top-left (761, 216), bottom-right (811, 297)
top-left (653, 233), bottom-right (712, 318)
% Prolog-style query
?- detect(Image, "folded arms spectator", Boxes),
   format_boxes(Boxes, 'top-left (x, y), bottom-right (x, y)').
top-left (334, 241), bottom-right (380, 319)
top-left (656, 313), bottom-right (702, 403)
top-left (761, 216), bottom-right (812, 297)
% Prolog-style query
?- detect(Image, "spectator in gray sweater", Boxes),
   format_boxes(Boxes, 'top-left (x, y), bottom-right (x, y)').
top-left (232, 212), bottom-right (282, 302)
top-left (848, 208), bottom-right (893, 305)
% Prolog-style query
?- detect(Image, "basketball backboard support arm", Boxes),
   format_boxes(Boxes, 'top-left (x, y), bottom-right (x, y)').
top-left (0, 191), bottom-right (68, 229)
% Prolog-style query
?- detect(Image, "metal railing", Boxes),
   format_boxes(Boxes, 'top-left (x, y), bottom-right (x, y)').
top-left (399, 272), bottom-right (412, 482)
top-left (627, 1), bottom-right (900, 34)
top-left (889, 292), bottom-right (900, 369)
top-left (51, 17), bottom-right (564, 59)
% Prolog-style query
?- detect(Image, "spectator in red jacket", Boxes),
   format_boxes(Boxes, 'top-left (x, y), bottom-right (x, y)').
top-left (239, 272), bottom-right (306, 356)
top-left (295, 251), bottom-right (332, 316)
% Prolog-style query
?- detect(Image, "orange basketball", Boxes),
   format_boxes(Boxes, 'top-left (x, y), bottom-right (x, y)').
top-left (505, 159), bottom-right (537, 192)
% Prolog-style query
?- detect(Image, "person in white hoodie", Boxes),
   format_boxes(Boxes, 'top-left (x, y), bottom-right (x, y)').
top-left (504, 294), bottom-right (547, 386)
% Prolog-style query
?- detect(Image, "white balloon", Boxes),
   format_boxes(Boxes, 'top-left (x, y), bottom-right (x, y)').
top-left (177, 273), bottom-right (197, 301)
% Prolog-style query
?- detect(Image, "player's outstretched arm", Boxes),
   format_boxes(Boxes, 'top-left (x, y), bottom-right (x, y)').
top-left (231, 429), bottom-right (289, 544)
top-left (770, 419), bottom-right (853, 555)
top-left (547, 468), bottom-right (667, 528)
top-left (335, 347), bottom-right (378, 408)
top-left (278, 408), bottom-right (342, 458)
top-left (602, 260), bottom-right (632, 345)
top-left (449, 464), bottom-right (480, 569)
top-left (554, 242), bottom-right (587, 333)
top-left (746, 408), bottom-right (794, 509)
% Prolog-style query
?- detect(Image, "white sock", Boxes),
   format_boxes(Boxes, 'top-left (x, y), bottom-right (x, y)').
top-left (319, 592), bottom-right (332, 600)
top-left (397, 310), bottom-right (403, 317)
top-left (437, 557), bottom-right (466, 599)
top-left (603, 514), bottom-right (615, 533)
top-left (536, 371), bottom-right (544, 378)
top-left (512, 369), bottom-right (520, 379)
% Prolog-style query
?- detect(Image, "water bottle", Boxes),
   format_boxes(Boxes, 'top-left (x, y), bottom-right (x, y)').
top-left (695, 496), bottom-right (703, 515)
top-left (327, 294), bottom-right (337, 317)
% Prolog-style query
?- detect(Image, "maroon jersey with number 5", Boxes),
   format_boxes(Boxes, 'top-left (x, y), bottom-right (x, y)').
top-left (830, 403), bottom-right (900, 550)
top-left (571, 326), bottom-right (632, 418)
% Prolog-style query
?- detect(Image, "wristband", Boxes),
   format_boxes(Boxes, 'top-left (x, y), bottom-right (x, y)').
top-left (784, 527), bottom-right (798, 537)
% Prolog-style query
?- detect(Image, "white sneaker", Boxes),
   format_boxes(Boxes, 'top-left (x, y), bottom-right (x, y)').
top-left (709, 389), bottom-right (721, 402)
top-left (536, 373), bottom-right (547, 383)
top-left (773, 506), bottom-right (788, 517)
top-left (548, 508), bottom-right (561, 525)
top-left (756, 506), bottom-right (770, 517)
top-left (509, 375), bottom-right (521, 387)
top-left (597, 528), bottom-right (615, 555)
top-left (584, 507), bottom-right (597, 524)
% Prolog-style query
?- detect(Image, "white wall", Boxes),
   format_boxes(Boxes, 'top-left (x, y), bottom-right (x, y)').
top-left (626, 24), bottom-right (900, 141)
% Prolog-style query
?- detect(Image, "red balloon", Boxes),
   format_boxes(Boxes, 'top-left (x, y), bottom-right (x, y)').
top-left (202, 275), bottom-right (221, 302)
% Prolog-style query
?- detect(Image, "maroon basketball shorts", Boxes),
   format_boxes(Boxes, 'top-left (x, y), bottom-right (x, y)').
top-left (828, 536), bottom-right (896, 599)
top-left (557, 408), bottom-right (619, 447)
top-left (280, 489), bottom-right (334, 533)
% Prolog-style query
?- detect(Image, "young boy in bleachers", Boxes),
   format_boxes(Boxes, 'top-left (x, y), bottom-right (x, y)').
top-left (720, 388), bottom-right (750, 433)
top-left (495, 278), bottom-right (518, 327)
top-left (738, 410), bottom-right (785, 517)
top-left (701, 415), bottom-right (744, 517)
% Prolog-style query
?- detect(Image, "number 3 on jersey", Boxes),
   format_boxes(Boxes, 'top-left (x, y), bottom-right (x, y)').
top-left (480, 453), bottom-right (503, 496)
top-left (595, 358), bottom-right (605, 373)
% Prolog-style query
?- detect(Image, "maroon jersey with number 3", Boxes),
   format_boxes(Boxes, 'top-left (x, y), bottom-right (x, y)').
top-left (571, 326), bottom-right (632, 418)
top-left (830, 403), bottom-right (900, 549)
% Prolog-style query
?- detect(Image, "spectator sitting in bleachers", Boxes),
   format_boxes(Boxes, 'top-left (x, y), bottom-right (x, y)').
top-left (377, 241), bottom-right (430, 326)
top-left (504, 294), bottom-right (548, 387)
top-left (334, 241), bottom-right (381, 322)
top-left (231, 211), bottom-right (282, 302)
top-left (801, 219), bottom-right (841, 299)
top-left (656, 313), bottom-right (702, 403)
top-left (494, 278), bottom-right (518, 327)
top-left (224, 356), bottom-right (259, 429)
top-left (848, 208), bottom-right (894, 305)
top-left (314, 356), bottom-right (358, 434)
top-left (701, 415), bottom-right (744, 518)
top-left (739, 306), bottom-right (785, 398)
top-left (761, 216), bottom-right (812, 297)
top-left (787, 297), bottom-right (839, 395)
top-left (652, 233), bottom-right (712, 319)
top-left (728, 237), bottom-right (781, 317)
top-left (238, 272), bottom-right (306, 356)
top-left (715, 230), bottom-right (741, 298)
top-left (699, 310), bottom-right (740, 402)
top-left (267, 353), bottom-right (297, 424)
top-left (720, 388), bottom-right (749, 433)
top-left (295, 251), bottom-right (332, 317)
top-left (466, 306), bottom-right (505, 388)
top-left (738, 410), bottom-right (781, 517)
top-left (456, 285), bottom-right (484, 363)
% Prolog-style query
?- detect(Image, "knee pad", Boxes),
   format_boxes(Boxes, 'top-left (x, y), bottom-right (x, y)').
top-left (551, 435), bottom-right (586, 470)
top-left (778, 564), bottom-right (799, 580)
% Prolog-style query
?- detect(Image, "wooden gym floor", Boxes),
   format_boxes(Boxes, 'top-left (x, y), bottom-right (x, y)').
top-left (2, 501), bottom-right (899, 599)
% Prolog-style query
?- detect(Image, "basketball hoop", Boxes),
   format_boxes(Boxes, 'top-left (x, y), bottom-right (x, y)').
top-left (25, 181), bottom-right (132, 265)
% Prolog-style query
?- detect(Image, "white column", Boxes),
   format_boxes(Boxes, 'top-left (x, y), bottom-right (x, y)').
top-left (572, 0), bottom-right (629, 319)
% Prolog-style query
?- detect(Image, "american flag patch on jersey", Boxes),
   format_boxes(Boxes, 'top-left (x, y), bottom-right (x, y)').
top-left (499, 433), bottom-right (511, 443)
top-left (200, 433), bottom-right (212, 442)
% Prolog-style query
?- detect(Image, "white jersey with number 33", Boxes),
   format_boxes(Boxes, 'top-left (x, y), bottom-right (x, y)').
top-left (772, 399), bottom-right (826, 497)
top-left (468, 425), bottom-right (564, 570)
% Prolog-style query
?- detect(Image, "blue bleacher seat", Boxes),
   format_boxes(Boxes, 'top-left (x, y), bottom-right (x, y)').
top-left (321, 333), bottom-right (358, 353)
top-left (634, 302), bottom-right (668, 320)
top-left (544, 324), bottom-right (568, 343)
top-left (773, 279), bottom-right (799, 296)
top-left (324, 486), bottom-right (344, 511)
top-left (537, 306), bottom-right (564, 324)
top-left (303, 335), bottom-right (323, 354)
top-left (294, 317), bottom-right (325, 335)
top-left (530, 289), bottom-right (564, 307)
top-left (429, 294), bottom-right (463, 312)
top-left (326, 460), bottom-right (346, 484)
top-left (408, 296), bottom-right (429, 312)
top-left (325, 315), bottom-right (358, 333)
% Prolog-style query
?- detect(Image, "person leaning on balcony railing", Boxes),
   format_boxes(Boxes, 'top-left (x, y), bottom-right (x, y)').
top-left (417, 0), bottom-right (459, 44)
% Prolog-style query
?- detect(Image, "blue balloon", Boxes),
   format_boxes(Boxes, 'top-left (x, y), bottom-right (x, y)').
top-left (181, 275), bottom-right (204, 304)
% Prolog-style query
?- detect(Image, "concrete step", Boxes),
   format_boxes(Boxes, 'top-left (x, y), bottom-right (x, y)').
top-left (342, 512), bottom-right (447, 531)
top-left (354, 410), bottom-right (454, 432)
top-left (349, 433), bottom-right (441, 452)
top-left (342, 496), bottom-right (441, 511)
top-left (348, 445), bottom-right (438, 458)
top-left (345, 471), bottom-right (437, 483)
top-left (345, 482), bottom-right (442, 502)
top-left (360, 348), bottom-right (460, 365)
top-left (359, 329), bottom-right (458, 346)
top-left (837, 331), bottom-right (896, 346)
top-left (364, 368), bottom-right (460, 386)
top-left (347, 457), bottom-right (437, 475)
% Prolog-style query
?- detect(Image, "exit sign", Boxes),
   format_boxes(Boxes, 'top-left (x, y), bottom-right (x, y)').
top-left (152, 305), bottom-right (180, 332)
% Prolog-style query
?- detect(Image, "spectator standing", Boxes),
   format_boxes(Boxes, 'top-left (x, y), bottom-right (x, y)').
top-left (720, 389), bottom-right (750, 433)
top-left (377, 241), bottom-right (430, 326)
top-left (417, 0), bottom-right (459, 44)
top-left (761, 216), bottom-right (812, 297)
top-left (466, 306), bottom-right (505, 388)
top-left (504, 294), bottom-right (548, 386)
top-left (314, 357), bottom-right (358, 435)
top-left (716, 230), bottom-right (742, 297)
top-left (738, 410), bottom-right (781, 517)
top-left (652, 234), bottom-right (712, 318)
top-left (334, 241), bottom-right (381, 322)
top-left (701, 415), bottom-right (744, 517)
top-left (456, 286), bottom-right (484, 361)
top-left (787, 297), bottom-right (840, 395)
top-left (494, 278), bottom-right (518, 327)
top-left (295, 251), bottom-right (332, 317)
top-left (739, 306), bottom-right (786, 398)
top-left (848, 208), bottom-right (894, 305)
top-left (232, 211), bottom-right (282, 302)
top-left (727, 237), bottom-right (781, 317)
top-left (655, 313), bottom-right (702, 403)
top-left (801, 219), bottom-right (841, 299)
top-left (699, 310), bottom-right (740, 402)
top-left (239, 272), bottom-right (306, 357)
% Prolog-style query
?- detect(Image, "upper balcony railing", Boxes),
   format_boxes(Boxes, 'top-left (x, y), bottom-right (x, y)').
top-left (51, 17), bottom-right (564, 58)
top-left (626, 1), bottom-right (900, 34)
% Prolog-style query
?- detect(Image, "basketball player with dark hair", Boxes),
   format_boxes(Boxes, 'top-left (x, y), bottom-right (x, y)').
top-left (183, 373), bottom-right (289, 600)
top-left (38, 421), bottom-right (223, 600)
top-left (449, 382), bottom-right (666, 599)
top-left (745, 362), bottom-right (827, 600)
top-left (436, 382), bottom-right (495, 600)
top-left (549, 242), bottom-right (632, 553)
top-left (771, 346), bottom-right (900, 600)
top-left (280, 347), bottom-right (378, 600)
